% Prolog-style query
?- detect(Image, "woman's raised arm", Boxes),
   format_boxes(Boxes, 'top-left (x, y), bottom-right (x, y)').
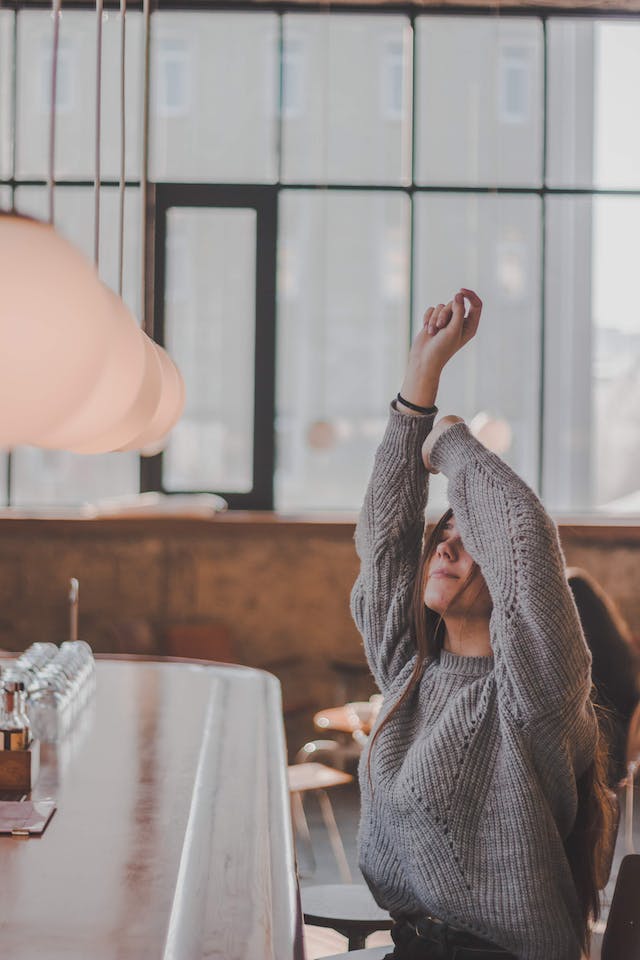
top-left (424, 419), bottom-right (593, 722)
top-left (350, 290), bottom-right (482, 694)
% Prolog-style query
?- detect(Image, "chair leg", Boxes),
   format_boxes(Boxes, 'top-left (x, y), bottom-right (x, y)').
top-left (291, 791), bottom-right (316, 876)
top-left (625, 765), bottom-right (635, 854)
top-left (317, 788), bottom-right (352, 883)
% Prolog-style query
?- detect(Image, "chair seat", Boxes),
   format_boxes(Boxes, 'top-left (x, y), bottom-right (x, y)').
top-left (288, 762), bottom-right (353, 793)
top-left (302, 883), bottom-right (393, 932)
top-left (323, 949), bottom-right (390, 960)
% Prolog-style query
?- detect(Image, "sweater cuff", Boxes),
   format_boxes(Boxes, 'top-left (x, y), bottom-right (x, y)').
top-left (428, 421), bottom-right (488, 477)
top-left (379, 400), bottom-right (438, 460)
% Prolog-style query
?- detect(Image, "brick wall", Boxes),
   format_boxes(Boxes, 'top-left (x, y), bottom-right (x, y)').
top-left (0, 515), bottom-right (638, 754)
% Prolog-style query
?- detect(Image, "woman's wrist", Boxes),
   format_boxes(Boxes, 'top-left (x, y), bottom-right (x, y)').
top-left (398, 375), bottom-right (440, 412)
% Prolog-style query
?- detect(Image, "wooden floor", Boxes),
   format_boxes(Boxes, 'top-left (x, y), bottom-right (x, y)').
top-left (298, 781), bottom-right (640, 959)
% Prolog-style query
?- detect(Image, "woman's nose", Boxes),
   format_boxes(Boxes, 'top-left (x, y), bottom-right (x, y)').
top-left (437, 540), bottom-right (456, 560)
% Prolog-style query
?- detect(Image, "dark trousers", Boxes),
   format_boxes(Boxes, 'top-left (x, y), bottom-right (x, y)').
top-left (383, 919), bottom-right (519, 960)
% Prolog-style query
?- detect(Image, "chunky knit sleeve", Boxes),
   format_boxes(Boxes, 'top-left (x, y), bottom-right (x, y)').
top-left (429, 422), bottom-right (593, 723)
top-left (350, 402), bottom-right (437, 694)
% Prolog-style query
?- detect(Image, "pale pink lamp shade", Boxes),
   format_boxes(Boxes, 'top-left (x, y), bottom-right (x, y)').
top-left (119, 343), bottom-right (185, 452)
top-left (0, 215), bottom-right (113, 447)
top-left (33, 289), bottom-right (146, 449)
top-left (69, 329), bottom-right (163, 454)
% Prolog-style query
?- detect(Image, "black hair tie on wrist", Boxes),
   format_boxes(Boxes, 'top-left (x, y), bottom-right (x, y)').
top-left (396, 392), bottom-right (437, 415)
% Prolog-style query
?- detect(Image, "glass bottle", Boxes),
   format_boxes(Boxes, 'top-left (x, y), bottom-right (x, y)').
top-left (0, 680), bottom-right (30, 751)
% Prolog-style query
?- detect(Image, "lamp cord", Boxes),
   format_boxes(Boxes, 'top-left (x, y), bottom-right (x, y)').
top-left (141, 0), bottom-right (151, 336)
top-left (94, 0), bottom-right (103, 267)
top-left (48, 0), bottom-right (62, 225)
top-left (118, 0), bottom-right (126, 297)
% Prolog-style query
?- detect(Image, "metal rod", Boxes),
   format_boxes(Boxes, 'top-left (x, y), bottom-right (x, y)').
top-left (118, 0), bottom-right (126, 295)
top-left (69, 578), bottom-right (79, 643)
top-left (141, 0), bottom-right (151, 334)
top-left (48, 0), bottom-right (62, 225)
top-left (94, 0), bottom-right (104, 266)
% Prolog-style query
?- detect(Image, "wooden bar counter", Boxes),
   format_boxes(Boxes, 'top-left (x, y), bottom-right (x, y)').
top-left (0, 658), bottom-right (304, 960)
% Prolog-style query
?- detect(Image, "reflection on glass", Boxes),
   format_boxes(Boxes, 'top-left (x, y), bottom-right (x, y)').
top-left (13, 186), bottom-right (142, 320)
top-left (275, 190), bottom-right (410, 511)
top-left (0, 11), bottom-right (13, 181)
top-left (150, 12), bottom-right (278, 183)
top-left (16, 10), bottom-right (143, 180)
top-left (413, 192), bottom-right (541, 515)
top-left (415, 16), bottom-right (543, 187)
top-left (282, 14), bottom-right (412, 185)
top-left (548, 20), bottom-right (640, 189)
top-left (544, 196), bottom-right (640, 514)
top-left (163, 207), bottom-right (256, 493)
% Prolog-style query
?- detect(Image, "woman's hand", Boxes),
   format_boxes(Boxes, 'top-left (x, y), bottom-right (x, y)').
top-left (422, 415), bottom-right (465, 473)
top-left (399, 288), bottom-right (482, 411)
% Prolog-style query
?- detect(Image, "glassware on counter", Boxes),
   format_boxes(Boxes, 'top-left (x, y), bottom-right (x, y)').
top-left (0, 680), bottom-right (30, 751)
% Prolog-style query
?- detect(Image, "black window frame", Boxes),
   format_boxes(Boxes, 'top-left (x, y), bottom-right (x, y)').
top-left (141, 183), bottom-right (278, 510)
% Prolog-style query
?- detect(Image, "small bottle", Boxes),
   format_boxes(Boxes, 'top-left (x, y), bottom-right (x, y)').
top-left (0, 680), bottom-right (30, 751)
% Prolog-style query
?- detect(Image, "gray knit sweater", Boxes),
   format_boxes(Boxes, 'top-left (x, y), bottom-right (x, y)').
top-left (350, 403), bottom-right (598, 960)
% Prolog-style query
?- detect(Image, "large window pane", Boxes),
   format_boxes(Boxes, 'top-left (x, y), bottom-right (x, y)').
top-left (10, 448), bottom-right (138, 508)
top-left (414, 193), bottom-right (542, 515)
top-left (16, 10), bottom-right (143, 181)
top-left (415, 17), bottom-right (543, 187)
top-left (548, 20), bottom-right (640, 189)
top-left (0, 11), bottom-right (13, 180)
top-left (14, 185), bottom-right (142, 320)
top-left (275, 190), bottom-right (410, 511)
top-left (282, 14), bottom-right (412, 185)
top-left (544, 196), bottom-right (640, 514)
top-left (163, 207), bottom-right (256, 492)
top-left (150, 13), bottom-right (278, 183)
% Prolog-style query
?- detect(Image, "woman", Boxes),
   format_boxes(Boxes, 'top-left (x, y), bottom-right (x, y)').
top-left (350, 290), bottom-right (615, 960)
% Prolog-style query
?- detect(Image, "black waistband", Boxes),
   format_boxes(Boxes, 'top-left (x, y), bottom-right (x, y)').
top-left (394, 917), bottom-right (515, 955)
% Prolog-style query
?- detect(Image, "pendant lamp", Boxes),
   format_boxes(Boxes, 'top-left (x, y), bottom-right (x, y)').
top-left (0, 214), bottom-right (113, 448)
top-left (68, 329), bottom-right (163, 454)
top-left (119, 343), bottom-right (185, 453)
top-left (34, 288), bottom-right (147, 449)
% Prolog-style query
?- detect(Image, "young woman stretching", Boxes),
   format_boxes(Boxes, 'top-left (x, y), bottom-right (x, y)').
top-left (351, 290), bottom-right (614, 960)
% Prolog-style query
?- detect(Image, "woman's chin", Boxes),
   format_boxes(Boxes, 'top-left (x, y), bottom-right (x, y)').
top-left (424, 591), bottom-right (447, 615)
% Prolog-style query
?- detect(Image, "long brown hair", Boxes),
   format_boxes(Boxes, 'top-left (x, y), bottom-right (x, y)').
top-left (366, 508), bottom-right (617, 953)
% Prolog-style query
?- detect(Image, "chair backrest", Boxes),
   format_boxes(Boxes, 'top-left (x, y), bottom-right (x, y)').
top-left (601, 854), bottom-right (640, 960)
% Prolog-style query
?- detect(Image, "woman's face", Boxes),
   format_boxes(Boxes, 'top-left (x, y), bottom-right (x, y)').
top-left (424, 514), bottom-right (492, 619)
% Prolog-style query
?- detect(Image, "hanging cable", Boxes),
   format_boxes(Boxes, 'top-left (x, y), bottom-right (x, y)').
top-left (141, 0), bottom-right (151, 336)
top-left (93, 0), bottom-right (103, 267)
top-left (118, 0), bottom-right (126, 297)
top-left (48, 0), bottom-right (62, 225)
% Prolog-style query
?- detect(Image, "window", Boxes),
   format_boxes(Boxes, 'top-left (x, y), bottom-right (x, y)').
top-left (40, 36), bottom-right (75, 115)
top-left (1, 7), bottom-right (639, 517)
top-left (499, 45), bottom-right (531, 125)
top-left (281, 14), bottom-right (411, 185)
top-left (382, 39), bottom-right (407, 121)
top-left (154, 36), bottom-right (191, 118)
top-left (281, 36), bottom-right (304, 118)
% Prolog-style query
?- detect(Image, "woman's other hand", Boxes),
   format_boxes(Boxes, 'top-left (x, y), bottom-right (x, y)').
top-left (422, 415), bottom-right (465, 473)
top-left (399, 288), bottom-right (482, 411)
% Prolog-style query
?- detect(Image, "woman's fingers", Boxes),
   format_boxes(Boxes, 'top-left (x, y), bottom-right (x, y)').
top-left (436, 301), bottom-right (453, 330)
top-left (422, 306), bottom-right (435, 329)
top-left (459, 287), bottom-right (482, 342)
top-left (428, 304), bottom-right (445, 335)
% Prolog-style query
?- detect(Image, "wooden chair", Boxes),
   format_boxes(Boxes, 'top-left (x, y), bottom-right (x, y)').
top-left (288, 761), bottom-right (353, 883)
